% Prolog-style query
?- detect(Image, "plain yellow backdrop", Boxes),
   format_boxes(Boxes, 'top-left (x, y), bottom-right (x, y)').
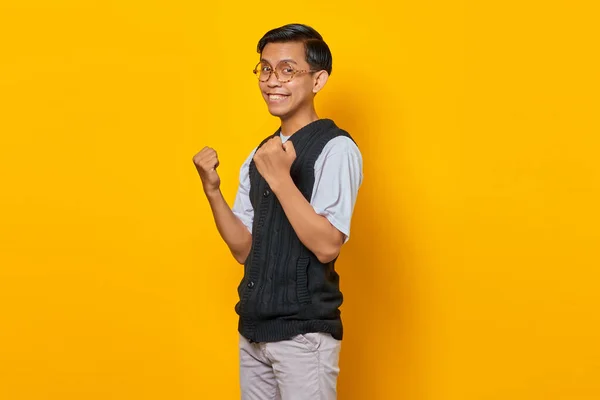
top-left (1, 1), bottom-right (599, 399)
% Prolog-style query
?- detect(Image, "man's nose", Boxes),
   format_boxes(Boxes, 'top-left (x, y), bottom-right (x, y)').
top-left (266, 70), bottom-right (281, 87)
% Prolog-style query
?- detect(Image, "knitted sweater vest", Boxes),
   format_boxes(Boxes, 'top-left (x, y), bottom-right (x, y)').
top-left (235, 119), bottom-right (355, 342)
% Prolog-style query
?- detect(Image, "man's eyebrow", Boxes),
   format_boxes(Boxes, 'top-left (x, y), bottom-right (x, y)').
top-left (260, 58), bottom-right (298, 65)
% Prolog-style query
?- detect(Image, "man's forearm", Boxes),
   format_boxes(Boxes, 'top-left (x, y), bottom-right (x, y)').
top-left (205, 189), bottom-right (252, 264)
top-left (270, 177), bottom-right (343, 263)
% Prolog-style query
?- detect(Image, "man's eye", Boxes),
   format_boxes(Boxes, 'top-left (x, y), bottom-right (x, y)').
top-left (262, 66), bottom-right (272, 72)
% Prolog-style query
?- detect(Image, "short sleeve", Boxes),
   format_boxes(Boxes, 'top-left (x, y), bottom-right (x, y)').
top-left (310, 137), bottom-right (363, 244)
top-left (232, 147), bottom-right (258, 233)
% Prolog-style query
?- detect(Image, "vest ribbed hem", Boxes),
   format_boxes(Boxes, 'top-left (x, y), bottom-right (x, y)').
top-left (239, 317), bottom-right (343, 342)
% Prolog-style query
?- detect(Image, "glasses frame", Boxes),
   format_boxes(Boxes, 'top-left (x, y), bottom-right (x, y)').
top-left (253, 61), bottom-right (319, 83)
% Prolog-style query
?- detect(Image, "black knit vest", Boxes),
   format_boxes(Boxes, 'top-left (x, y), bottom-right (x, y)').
top-left (235, 119), bottom-right (355, 342)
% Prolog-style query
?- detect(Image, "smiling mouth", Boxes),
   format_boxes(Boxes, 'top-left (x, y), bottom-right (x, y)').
top-left (266, 94), bottom-right (290, 102)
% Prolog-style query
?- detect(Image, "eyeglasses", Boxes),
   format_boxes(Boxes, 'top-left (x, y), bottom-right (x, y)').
top-left (253, 61), bottom-right (318, 83)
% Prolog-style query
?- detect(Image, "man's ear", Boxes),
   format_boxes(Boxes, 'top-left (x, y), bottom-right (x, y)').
top-left (312, 70), bottom-right (329, 94)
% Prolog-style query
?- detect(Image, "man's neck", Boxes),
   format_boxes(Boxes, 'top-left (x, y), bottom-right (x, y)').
top-left (280, 108), bottom-right (319, 136)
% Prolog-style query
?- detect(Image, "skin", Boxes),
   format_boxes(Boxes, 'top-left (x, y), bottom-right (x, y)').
top-left (193, 41), bottom-right (344, 264)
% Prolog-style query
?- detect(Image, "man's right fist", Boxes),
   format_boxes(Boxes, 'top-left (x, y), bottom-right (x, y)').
top-left (192, 146), bottom-right (221, 195)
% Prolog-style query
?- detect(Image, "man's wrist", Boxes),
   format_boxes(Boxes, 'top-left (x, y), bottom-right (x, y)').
top-left (204, 187), bottom-right (222, 200)
top-left (270, 175), bottom-right (294, 195)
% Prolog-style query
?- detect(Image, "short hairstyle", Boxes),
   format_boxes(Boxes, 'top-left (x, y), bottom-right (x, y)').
top-left (257, 23), bottom-right (333, 76)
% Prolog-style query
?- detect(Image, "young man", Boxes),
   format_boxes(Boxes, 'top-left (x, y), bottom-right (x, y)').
top-left (193, 24), bottom-right (363, 400)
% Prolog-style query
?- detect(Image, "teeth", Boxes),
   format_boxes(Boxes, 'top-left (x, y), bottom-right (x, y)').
top-left (269, 95), bottom-right (287, 100)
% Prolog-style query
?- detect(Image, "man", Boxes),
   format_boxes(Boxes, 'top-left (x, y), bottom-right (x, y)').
top-left (193, 23), bottom-right (363, 400)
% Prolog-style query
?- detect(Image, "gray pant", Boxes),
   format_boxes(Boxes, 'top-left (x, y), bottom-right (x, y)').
top-left (239, 332), bottom-right (342, 400)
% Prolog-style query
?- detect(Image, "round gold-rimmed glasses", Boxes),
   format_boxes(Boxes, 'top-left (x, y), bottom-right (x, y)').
top-left (253, 61), bottom-right (318, 83)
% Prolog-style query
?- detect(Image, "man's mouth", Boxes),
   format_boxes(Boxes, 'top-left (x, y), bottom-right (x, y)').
top-left (266, 93), bottom-right (290, 102)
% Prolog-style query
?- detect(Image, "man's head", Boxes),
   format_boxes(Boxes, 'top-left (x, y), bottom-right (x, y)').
top-left (255, 24), bottom-right (332, 120)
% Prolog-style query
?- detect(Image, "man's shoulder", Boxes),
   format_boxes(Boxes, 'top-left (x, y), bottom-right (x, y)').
top-left (318, 136), bottom-right (362, 166)
top-left (323, 120), bottom-right (356, 146)
top-left (319, 121), bottom-right (361, 157)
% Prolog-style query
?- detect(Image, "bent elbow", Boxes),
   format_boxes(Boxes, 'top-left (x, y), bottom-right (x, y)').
top-left (232, 232), bottom-right (252, 265)
top-left (233, 248), bottom-right (250, 265)
top-left (315, 227), bottom-right (345, 263)
top-left (231, 245), bottom-right (250, 265)
top-left (316, 247), bottom-right (341, 264)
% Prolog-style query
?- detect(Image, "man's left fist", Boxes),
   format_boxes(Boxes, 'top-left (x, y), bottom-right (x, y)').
top-left (253, 137), bottom-right (296, 186)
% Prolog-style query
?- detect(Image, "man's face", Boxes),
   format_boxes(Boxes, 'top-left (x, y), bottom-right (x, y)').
top-left (258, 41), bottom-right (317, 119)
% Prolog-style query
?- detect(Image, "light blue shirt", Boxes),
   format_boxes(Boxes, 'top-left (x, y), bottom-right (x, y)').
top-left (232, 134), bottom-right (363, 244)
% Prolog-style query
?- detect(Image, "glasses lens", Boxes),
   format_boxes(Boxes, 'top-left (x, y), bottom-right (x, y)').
top-left (275, 62), bottom-right (295, 82)
top-left (254, 62), bottom-right (271, 81)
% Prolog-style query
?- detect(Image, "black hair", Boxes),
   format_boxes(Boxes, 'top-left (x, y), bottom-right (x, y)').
top-left (257, 23), bottom-right (333, 76)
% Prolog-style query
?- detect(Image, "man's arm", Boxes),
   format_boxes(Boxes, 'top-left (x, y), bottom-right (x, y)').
top-left (205, 189), bottom-right (252, 264)
top-left (253, 137), bottom-right (360, 263)
top-left (271, 178), bottom-right (344, 263)
top-left (271, 137), bottom-right (363, 263)
top-left (192, 146), bottom-right (252, 264)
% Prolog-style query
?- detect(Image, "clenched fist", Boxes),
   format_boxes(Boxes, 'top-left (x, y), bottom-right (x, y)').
top-left (192, 146), bottom-right (221, 196)
top-left (253, 137), bottom-right (296, 188)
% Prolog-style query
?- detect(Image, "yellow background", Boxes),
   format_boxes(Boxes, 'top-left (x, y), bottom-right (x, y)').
top-left (1, 1), bottom-right (599, 399)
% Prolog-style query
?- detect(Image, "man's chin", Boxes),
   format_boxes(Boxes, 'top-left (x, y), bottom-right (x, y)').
top-left (267, 106), bottom-right (288, 118)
